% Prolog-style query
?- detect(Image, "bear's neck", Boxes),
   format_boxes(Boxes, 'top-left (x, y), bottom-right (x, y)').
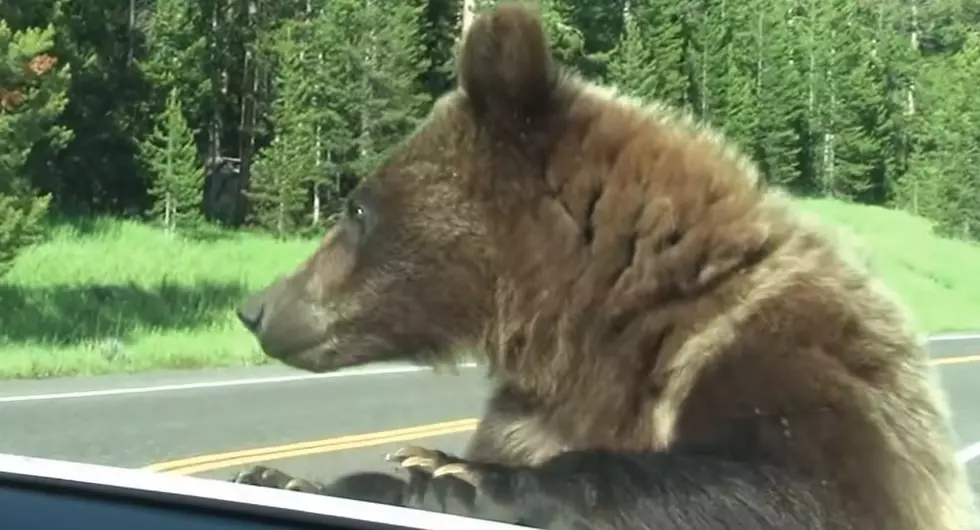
top-left (479, 188), bottom-right (797, 437)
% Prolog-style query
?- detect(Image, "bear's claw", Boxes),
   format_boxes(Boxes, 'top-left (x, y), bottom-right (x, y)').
top-left (231, 465), bottom-right (322, 493)
top-left (385, 445), bottom-right (481, 487)
top-left (431, 462), bottom-right (481, 486)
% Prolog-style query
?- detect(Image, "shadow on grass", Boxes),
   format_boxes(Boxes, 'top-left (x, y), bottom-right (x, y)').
top-left (0, 280), bottom-right (251, 346)
top-left (178, 223), bottom-right (243, 243)
top-left (37, 214), bottom-right (120, 239)
top-left (38, 214), bottom-right (246, 244)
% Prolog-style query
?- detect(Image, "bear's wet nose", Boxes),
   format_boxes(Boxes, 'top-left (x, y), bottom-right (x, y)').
top-left (236, 299), bottom-right (266, 333)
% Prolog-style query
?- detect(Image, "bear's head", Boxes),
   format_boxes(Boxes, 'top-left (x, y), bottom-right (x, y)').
top-left (236, 1), bottom-right (774, 381)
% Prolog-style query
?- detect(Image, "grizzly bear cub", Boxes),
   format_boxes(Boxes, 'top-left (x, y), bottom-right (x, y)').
top-left (232, 2), bottom-right (974, 529)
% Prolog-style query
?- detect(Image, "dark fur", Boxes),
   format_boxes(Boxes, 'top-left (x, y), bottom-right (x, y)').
top-left (303, 450), bottom-right (850, 530)
top-left (233, 2), bottom-right (973, 529)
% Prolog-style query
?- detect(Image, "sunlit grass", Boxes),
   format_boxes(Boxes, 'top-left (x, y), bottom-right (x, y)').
top-left (1, 199), bottom-right (978, 380)
top-left (0, 219), bottom-right (318, 379)
top-left (799, 198), bottom-right (980, 334)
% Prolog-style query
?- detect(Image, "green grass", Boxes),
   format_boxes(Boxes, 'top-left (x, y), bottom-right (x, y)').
top-left (798, 198), bottom-right (980, 334)
top-left (1, 199), bottom-right (979, 380)
top-left (0, 219), bottom-right (319, 379)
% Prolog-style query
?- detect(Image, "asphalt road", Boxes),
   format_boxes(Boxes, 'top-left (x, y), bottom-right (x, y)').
top-left (1, 334), bottom-right (979, 500)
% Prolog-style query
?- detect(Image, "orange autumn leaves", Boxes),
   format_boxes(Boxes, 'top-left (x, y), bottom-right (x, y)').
top-left (1, 53), bottom-right (57, 112)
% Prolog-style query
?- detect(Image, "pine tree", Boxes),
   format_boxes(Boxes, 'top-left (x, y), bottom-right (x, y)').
top-left (812, 0), bottom-right (885, 200)
top-left (140, 87), bottom-right (205, 234)
top-left (708, 0), bottom-right (757, 146)
top-left (607, 13), bottom-right (658, 101)
top-left (683, 0), bottom-right (761, 152)
top-left (247, 19), bottom-right (319, 238)
top-left (607, 0), bottom-right (688, 109)
top-left (864, 0), bottom-right (918, 205)
top-left (306, 3), bottom-right (365, 221)
top-left (901, 30), bottom-right (980, 239)
top-left (942, 31), bottom-right (980, 239)
top-left (139, 0), bottom-right (209, 126)
top-left (310, 0), bottom-right (429, 182)
top-left (686, 0), bottom-right (727, 122)
top-left (248, 133), bottom-right (316, 237)
top-left (0, 21), bottom-right (71, 275)
top-left (751, 0), bottom-right (806, 190)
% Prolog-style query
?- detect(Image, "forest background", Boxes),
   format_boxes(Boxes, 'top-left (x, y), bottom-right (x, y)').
top-left (2, 0), bottom-right (979, 379)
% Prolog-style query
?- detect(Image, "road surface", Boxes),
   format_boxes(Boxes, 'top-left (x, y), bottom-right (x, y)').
top-left (1, 335), bottom-right (979, 499)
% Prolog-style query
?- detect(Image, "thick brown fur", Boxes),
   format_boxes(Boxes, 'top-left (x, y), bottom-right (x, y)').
top-left (233, 2), bottom-right (974, 529)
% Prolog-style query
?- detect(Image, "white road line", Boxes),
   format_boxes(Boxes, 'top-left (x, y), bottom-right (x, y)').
top-left (0, 362), bottom-right (479, 404)
top-left (0, 331), bottom-right (976, 403)
top-left (929, 333), bottom-right (980, 342)
top-left (959, 442), bottom-right (980, 464)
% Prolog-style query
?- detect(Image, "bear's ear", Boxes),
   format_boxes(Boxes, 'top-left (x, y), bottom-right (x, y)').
top-left (458, 2), bottom-right (557, 120)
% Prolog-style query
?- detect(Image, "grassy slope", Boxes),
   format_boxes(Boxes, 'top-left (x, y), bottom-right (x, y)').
top-left (799, 199), bottom-right (980, 333)
top-left (0, 218), bottom-right (318, 379)
top-left (1, 199), bottom-right (978, 380)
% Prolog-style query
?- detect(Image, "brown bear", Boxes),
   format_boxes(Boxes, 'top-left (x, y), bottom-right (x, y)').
top-left (230, 2), bottom-right (975, 529)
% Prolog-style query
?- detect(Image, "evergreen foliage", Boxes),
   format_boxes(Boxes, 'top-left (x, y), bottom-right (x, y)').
top-left (0, 20), bottom-right (70, 275)
top-left (139, 86), bottom-right (205, 234)
top-left (0, 0), bottom-right (978, 261)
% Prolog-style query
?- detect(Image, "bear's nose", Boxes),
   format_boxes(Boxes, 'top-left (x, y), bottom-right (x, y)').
top-left (236, 298), bottom-right (266, 334)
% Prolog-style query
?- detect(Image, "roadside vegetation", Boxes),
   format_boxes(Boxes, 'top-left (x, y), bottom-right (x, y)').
top-left (4, 1), bottom-right (979, 379)
top-left (0, 219), bottom-right (316, 379)
top-left (1, 199), bottom-right (978, 380)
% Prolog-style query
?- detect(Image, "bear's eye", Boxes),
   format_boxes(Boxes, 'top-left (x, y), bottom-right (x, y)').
top-left (345, 197), bottom-right (365, 222)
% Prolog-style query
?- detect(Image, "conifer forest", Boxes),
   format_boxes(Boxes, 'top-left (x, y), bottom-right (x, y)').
top-left (2, 0), bottom-right (979, 273)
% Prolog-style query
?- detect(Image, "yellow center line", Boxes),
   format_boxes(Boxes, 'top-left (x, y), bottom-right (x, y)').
top-left (931, 354), bottom-right (980, 365)
top-left (165, 423), bottom-right (481, 476)
top-left (145, 418), bottom-right (479, 473)
top-left (145, 353), bottom-right (980, 476)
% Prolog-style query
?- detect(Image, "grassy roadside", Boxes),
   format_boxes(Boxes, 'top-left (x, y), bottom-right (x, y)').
top-left (0, 219), bottom-right (318, 379)
top-left (799, 199), bottom-right (980, 333)
top-left (1, 199), bottom-right (979, 380)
